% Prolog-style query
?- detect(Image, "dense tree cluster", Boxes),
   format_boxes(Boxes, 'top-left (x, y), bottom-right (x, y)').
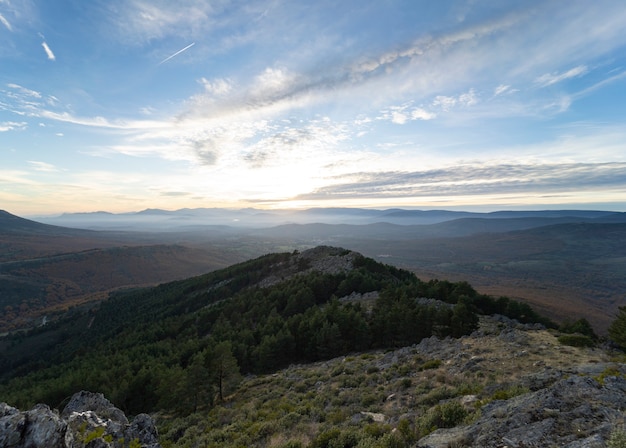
top-left (0, 249), bottom-right (552, 416)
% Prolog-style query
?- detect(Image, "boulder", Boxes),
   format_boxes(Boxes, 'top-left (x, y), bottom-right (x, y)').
top-left (418, 375), bottom-right (626, 448)
top-left (0, 403), bottom-right (67, 448)
top-left (0, 391), bottom-right (161, 448)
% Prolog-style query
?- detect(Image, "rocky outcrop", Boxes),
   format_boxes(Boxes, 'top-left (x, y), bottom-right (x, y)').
top-left (0, 391), bottom-right (160, 448)
top-left (418, 374), bottom-right (626, 448)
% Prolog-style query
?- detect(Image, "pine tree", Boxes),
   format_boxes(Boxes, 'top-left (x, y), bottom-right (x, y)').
top-left (210, 341), bottom-right (242, 402)
top-left (608, 306), bottom-right (626, 350)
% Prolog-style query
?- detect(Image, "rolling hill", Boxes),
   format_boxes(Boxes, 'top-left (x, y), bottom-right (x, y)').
top-left (0, 210), bottom-right (243, 332)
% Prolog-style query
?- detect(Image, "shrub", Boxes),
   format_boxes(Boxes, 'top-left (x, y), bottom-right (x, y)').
top-left (608, 427), bottom-right (626, 448)
top-left (594, 365), bottom-right (625, 385)
top-left (420, 359), bottom-right (442, 370)
top-left (557, 334), bottom-right (595, 348)
top-left (417, 401), bottom-right (468, 435)
top-left (559, 318), bottom-right (597, 339)
top-left (490, 384), bottom-right (529, 401)
top-left (418, 387), bottom-right (456, 406)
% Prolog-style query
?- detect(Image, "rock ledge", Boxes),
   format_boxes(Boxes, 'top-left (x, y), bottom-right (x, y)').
top-left (0, 391), bottom-right (160, 448)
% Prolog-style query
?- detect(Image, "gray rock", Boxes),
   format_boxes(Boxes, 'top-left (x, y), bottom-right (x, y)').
top-left (0, 391), bottom-right (161, 448)
top-left (127, 414), bottom-right (160, 448)
top-left (418, 375), bottom-right (626, 448)
top-left (0, 403), bottom-right (67, 448)
top-left (61, 390), bottom-right (128, 424)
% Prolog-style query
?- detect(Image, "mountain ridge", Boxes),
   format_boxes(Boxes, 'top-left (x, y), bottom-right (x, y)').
top-left (1, 246), bottom-right (624, 448)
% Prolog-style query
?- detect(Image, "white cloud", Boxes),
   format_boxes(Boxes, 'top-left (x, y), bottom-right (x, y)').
top-left (391, 111), bottom-right (407, 125)
top-left (0, 12), bottom-right (12, 31)
top-left (459, 89), bottom-right (478, 106)
top-left (494, 84), bottom-right (511, 96)
top-left (411, 108), bottom-right (436, 120)
top-left (0, 121), bottom-right (26, 131)
top-left (432, 95), bottom-right (457, 111)
top-left (108, 0), bottom-right (219, 45)
top-left (6, 83), bottom-right (42, 98)
top-left (28, 161), bottom-right (59, 172)
top-left (252, 67), bottom-right (299, 97)
top-left (535, 65), bottom-right (588, 87)
top-left (199, 77), bottom-right (233, 96)
top-left (41, 41), bottom-right (55, 60)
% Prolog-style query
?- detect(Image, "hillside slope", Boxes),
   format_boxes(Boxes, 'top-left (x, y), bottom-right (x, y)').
top-left (0, 246), bottom-right (624, 448)
top-left (263, 222), bottom-right (626, 332)
top-left (0, 210), bottom-right (242, 333)
top-left (0, 247), bottom-right (545, 410)
top-left (157, 315), bottom-right (626, 448)
top-left (0, 244), bottom-right (236, 332)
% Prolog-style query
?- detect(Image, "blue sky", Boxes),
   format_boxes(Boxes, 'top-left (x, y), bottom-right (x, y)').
top-left (2, 0), bottom-right (626, 215)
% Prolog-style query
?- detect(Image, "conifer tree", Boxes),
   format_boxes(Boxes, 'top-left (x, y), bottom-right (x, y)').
top-left (608, 306), bottom-right (626, 350)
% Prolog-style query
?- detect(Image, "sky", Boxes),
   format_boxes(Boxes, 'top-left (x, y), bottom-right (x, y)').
top-left (2, 0), bottom-right (626, 216)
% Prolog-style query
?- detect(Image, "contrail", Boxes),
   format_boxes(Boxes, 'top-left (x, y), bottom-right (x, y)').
top-left (159, 42), bottom-right (195, 65)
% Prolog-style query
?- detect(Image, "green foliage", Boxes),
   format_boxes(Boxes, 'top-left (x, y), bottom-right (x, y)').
top-left (608, 427), bottom-right (626, 448)
top-left (419, 359), bottom-right (442, 370)
top-left (609, 306), bottom-right (626, 350)
top-left (557, 334), bottom-right (596, 348)
top-left (593, 365), bottom-right (626, 386)
top-left (417, 401), bottom-right (469, 436)
top-left (490, 385), bottom-right (529, 401)
top-left (559, 318), bottom-right (597, 339)
top-left (82, 426), bottom-right (106, 444)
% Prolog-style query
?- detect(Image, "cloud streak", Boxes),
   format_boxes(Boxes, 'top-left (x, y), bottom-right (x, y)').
top-left (158, 42), bottom-right (195, 65)
top-left (0, 12), bottom-right (12, 31)
top-left (536, 66), bottom-right (588, 87)
top-left (41, 41), bottom-right (55, 60)
top-left (298, 162), bottom-right (626, 200)
top-left (0, 121), bottom-right (26, 132)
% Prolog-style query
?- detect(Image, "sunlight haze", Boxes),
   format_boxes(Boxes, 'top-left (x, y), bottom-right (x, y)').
top-left (1, 0), bottom-right (626, 215)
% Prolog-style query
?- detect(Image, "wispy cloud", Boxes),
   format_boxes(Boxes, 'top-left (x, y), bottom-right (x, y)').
top-left (108, 0), bottom-right (219, 45)
top-left (41, 41), bottom-right (55, 60)
top-left (0, 121), bottom-right (26, 132)
top-left (536, 65), bottom-right (588, 87)
top-left (28, 161), bottom-right (59, 172)
top-left (297, 162), bottom-right (626, 200)
top-left (0, 12), bottom-right (12, 31)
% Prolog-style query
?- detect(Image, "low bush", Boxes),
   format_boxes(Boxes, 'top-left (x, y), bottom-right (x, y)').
top-left (557, 334), bottom-right (596, 348)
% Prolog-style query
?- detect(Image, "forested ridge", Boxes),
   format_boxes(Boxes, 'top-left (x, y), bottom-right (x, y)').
top-left (0, 246), bottom-right (552, 416)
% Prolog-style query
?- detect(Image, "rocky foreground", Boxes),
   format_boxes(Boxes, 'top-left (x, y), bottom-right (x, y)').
top-left (2, 316), bottom-right (626, 447)
top-left (0, 391), bottom-right (160, 448)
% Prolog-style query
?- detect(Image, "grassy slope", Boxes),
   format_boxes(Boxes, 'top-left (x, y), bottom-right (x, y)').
top-left (156, 315), bottom-right (621, 448)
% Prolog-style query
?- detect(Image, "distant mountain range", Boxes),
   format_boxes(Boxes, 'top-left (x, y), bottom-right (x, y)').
top-left (3, 208), bottom-right (626, 333)
top-left (31, 207), bottom-right (625, 230)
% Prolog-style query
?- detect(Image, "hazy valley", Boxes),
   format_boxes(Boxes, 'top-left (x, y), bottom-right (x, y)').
top-left (3, 207), bottom-right (626, 334)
